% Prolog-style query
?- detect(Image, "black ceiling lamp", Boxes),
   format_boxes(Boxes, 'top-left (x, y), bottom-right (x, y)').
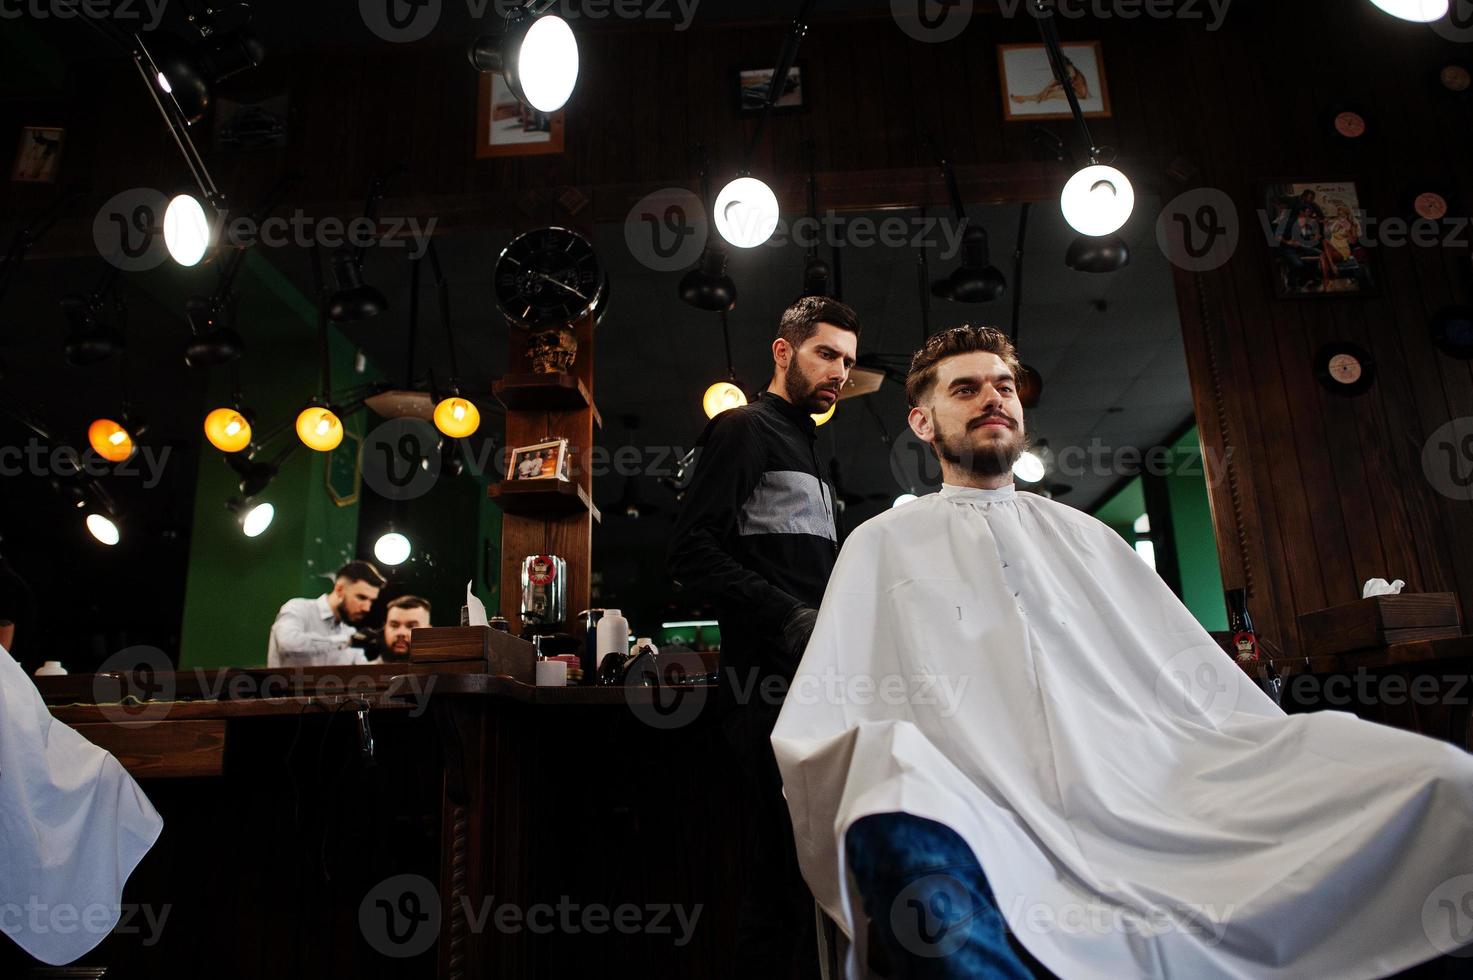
top-left (467, 0), bottom-right (579, 114)
top-left (800, 141), bottom-right (833, 298)
top-left (0, 190), bottom-right (81, 356)
top-left (145, 3), bottom-right (264, 126)
top-left (928, 140), bottom-right (1006, 304)
top-left (679, 145), bottom-right (737, 312)
top-left (328, 169), bottom-right (402, 324)
top-left (184, 174), bottom-right (294, 367)
top-left (61, 266), bottom-right (126, 367)
top-left (1065, 231), bottom-right (1130, 274)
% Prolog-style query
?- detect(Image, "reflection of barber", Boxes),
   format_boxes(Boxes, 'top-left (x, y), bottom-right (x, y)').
top-left (267, 561), bottom-right (384, 667)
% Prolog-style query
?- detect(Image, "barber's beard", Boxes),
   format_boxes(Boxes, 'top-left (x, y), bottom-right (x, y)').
top-left (783, 358), bottom-right (836, 415)
top-left (933, 417), bottom-right (1026, 478)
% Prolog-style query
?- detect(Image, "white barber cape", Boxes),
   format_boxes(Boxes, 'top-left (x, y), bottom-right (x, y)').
top-left (0, 647), bottom-right (163, 964)
top-left (771, 483), bottom-right (1473, 980)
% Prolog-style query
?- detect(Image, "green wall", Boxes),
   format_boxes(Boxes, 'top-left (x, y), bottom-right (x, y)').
top-left (1090, 425), bottom-right (1226, 632)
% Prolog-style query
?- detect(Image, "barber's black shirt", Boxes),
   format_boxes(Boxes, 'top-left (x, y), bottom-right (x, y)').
top-left (667, 392), bottom-right (839, 700)
top-left (0, 558), bottom-right (37, 656)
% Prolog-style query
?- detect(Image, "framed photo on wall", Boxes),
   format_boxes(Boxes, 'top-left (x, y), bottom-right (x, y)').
top-left (477, 74), bottom-right (565, 158)
top-left (1262, 180), bottom-right (1377, 298)
top-left (998, 42), bottom-right (1110, 121)
top-left (735, 65), bottom-right (806, 114)
top-left (507, 439), bottom-right (570, 482)
top-left (10, 125), bottom-right (65, 182)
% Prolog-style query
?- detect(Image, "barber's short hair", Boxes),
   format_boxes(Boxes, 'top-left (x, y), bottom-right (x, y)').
top-left (386, 595), bottom-right (430, 616)
top-left (905, 325), bottom-right (1023, 407)
top-left (335, 560), bottom-right (386, 589)
top-left (777, 296), bottom-right (862, 350)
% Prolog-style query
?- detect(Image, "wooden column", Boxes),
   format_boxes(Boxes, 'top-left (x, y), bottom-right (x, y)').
top-left (491, 312), bottom-right (600, 636)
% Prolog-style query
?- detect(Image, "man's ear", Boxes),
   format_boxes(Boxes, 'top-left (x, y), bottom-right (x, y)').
top-left (771, 337), bottom-right (790, 370)
top-left (907, 405), bottom-right (934, 445)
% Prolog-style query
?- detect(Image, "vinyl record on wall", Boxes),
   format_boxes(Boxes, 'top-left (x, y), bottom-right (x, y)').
top-left (1314, 341), bottom-right (1377, 397)
top-left (1328, 104), bottom-right (1371, 142)
top-left (1431, 306), bottom-right (1473, 360)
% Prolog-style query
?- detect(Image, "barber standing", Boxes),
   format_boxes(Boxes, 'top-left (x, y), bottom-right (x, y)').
top-left (667, 296), bottom-right (859, 979)
top-left (266, 560), bottom-right (385, 668)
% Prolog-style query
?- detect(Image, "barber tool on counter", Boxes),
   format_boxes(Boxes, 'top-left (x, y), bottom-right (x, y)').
top-left (521, 554), bottom-right (567, 632)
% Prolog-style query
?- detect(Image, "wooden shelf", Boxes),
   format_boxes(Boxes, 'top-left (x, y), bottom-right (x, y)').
top-left (489, 478), bottom-right (600, 523)
top-left (493, 372), bottom-right (603, 429)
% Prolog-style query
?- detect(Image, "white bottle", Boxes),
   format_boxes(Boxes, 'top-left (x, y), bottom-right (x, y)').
top-left (634, 637), bottom-right (658, 658)
top-left (596, 609), bottom-right (629, 669)
top-left (34, 661), bottom-right (67, 676)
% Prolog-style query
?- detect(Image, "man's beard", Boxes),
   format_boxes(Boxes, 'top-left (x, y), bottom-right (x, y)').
top-left (932, 413), bottom-right (1026, 478)
top-left (389, 637), bottom-right (410, 654)
top-left (783, 358), bottom-right (839, 414)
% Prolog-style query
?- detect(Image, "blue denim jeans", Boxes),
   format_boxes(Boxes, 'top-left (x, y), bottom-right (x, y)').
top-left (845, 813), bottom-right (1036, 980)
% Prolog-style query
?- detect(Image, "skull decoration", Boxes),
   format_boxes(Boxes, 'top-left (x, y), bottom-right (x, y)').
top-left (526, 326), bottom-right (578, 374)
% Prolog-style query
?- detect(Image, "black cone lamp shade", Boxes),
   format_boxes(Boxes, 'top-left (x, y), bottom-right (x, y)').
top-left (802, 253), bottom-right (833, 298)
top-left (1066, 234), bottom-right (1131, 273)
top-left (328, 250), bottom-right (389, 323)
top-left (61, 293), bottom-right (124, 366)
top-left (932, 225), bottom-right (1006, 303)
top-left (183, 294), bottom-right (245, 366)
top-left (679, 245), bottom-right (737, 312)
top-left (151, 28), bottom-right (265, 126)
top-left (227, 452), bottom-right (278, 498)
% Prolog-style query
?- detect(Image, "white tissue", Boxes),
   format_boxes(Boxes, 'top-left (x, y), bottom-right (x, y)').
top-left (1362, 578), bottom-right (1406, 598)
top-left (465, 581), bottom-right (489, 626)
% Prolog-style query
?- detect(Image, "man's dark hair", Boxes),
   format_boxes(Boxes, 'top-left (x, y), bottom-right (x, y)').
top-left (777, 296), bottom-right (862, 350)
top-left (905, 325), bottom-right (1022, 408)
top-left (335, 560), bottom-right (386, 589)
top-left (387, 595), bottom-right (430, 615)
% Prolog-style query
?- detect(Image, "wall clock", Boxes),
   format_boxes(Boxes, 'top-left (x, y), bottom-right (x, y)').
top-left (1314, 341), bottom-right (1376, 397)
top-left (495, 227), bottom-right (608, 329)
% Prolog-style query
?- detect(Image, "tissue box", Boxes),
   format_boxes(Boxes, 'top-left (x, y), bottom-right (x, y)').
top-left (1298, 593), bottom-right (1462, 657)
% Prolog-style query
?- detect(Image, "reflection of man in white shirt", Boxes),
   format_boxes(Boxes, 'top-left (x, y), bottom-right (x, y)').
top-left (266, 561), bottom-right (384, 667)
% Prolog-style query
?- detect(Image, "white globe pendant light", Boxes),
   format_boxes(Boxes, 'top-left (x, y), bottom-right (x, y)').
top-left (715, 176), bottom-right (780, 249)
top-left (375, 530), bottom-right (412, 566)
top-left (1012, 450), bottom-right (1047, 484)
top-left (1060, 164), bottom-right (1135, 238)
top-left (518, 15), bottom-right (578, 112)
top-left (163, 193), bottom-right (212, 267)
top-left (1366, 0), bottom-right (1448, 21)
top-left (240, 501), bottom-right (275, 538)
top-left (86, 512), bottom-right (121, 546)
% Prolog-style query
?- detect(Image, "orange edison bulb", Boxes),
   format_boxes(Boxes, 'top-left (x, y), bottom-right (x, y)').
top-left (295, 406), bottom-right (343, 452)
top-left (204, 407), bottom-right (252, 453)
top-left (87, 418), bottom-right (134, 463)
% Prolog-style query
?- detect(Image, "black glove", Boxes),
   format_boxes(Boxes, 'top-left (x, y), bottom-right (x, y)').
top-left (350, 628), bottom-right (388, 662)
top-left (781, 606), bottom-right (820, 660)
